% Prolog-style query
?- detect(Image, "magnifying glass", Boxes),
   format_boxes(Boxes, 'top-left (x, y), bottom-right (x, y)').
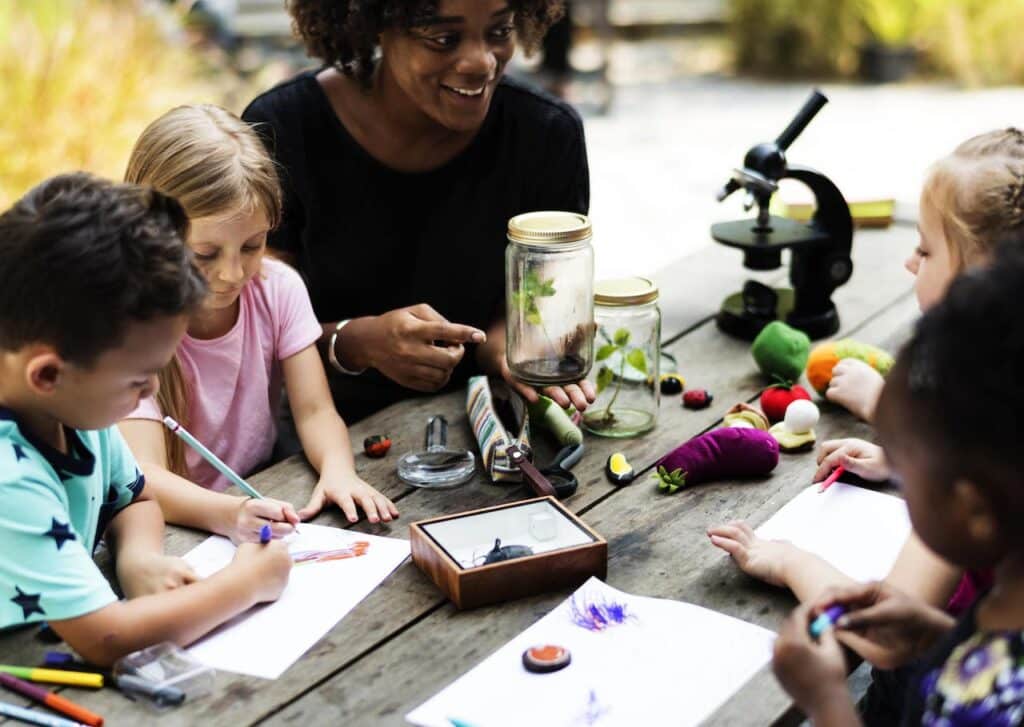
top-left (397, 415), bottom-right (476, 488)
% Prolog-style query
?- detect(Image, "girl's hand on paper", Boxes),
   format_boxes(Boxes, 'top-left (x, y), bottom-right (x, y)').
top-left (825, 358), bottom-right (885, 422)
top-left (233, 540), bottom-right (292, 602)
top-left (813, 582), bottom-right (955, 670)
top-left (118, 553), bottom-right (199, 598)
top-left (814, 439), bottom-right (890, 483)
top-left (349, 305), bottom-right (485, 392)
top-left (706, 521), bottom-right (795, 587)
top-left (772, 602), bottom-right (853, 720)
top-left (234, 497), bottom-right (300, 543)
top-left (299, 473), bottom-right (399, 524)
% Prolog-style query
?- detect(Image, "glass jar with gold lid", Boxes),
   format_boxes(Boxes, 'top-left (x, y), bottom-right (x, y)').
top-left (582, 277), bottom-right (661, 437)
top-left (505, 211), bottom-right (595, 387)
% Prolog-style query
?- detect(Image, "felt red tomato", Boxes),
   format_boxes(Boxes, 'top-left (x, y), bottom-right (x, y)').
top-left (759, 385), bottom-right (811, 424)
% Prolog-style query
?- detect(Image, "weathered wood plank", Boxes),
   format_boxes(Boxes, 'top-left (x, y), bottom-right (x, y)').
top-left (0, 225), bottom-right (918, 725)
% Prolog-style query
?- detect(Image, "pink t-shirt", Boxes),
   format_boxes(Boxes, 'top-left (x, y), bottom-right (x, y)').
top-left (127, 258), bottom-right (322, 491)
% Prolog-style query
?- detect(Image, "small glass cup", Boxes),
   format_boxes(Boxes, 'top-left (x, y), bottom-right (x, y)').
top-left (582, 277), bottom-right (661, 438)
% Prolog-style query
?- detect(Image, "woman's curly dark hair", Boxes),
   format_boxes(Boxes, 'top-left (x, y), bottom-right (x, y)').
top-left (288, 0), bottom-right (565, 87)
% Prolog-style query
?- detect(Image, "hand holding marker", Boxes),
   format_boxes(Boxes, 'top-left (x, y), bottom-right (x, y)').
top-left (818, 464), bottom-right (845, 493)
top-left (163, 416), bottom-right (298, 536)
top-left (809, 605), bottom-right (847, 639)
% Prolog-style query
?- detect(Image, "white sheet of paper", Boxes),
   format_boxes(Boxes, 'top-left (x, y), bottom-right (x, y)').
top-left (406, 578), bottom-right (775, 727)
top-left (756, 482), bottom-right (911, 583)
top-left (183, 523), bottom-right (409, 679)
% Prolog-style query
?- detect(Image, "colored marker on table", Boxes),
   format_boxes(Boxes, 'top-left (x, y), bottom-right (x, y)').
top-left (163, 416), bottom-right (298, 534)
top-left (0, 673), bottom-right (103, 726)
top-left (818, 465), bottom-right (846, 493)
top-left (0, 700), bottom-right (88, 727)
top-left (809, 605), bottom-right (847, 639)
top-left (0, 666), bottom-right (102, 689)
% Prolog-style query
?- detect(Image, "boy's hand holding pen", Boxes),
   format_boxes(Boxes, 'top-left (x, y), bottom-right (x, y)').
top-left (233, 526), bottom-right (291, 603)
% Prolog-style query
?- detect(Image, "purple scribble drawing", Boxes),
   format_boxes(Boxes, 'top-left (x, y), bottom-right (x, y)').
top-left (574, 689), bottom-right (611, 726)
top-left (569, 593), bottom-right (636, 632)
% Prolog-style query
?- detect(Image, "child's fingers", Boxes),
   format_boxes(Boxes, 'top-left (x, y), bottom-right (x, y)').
top-left (248, 498), bottom-right (287, 521)
top-left (707, 524), bottom-right (749, 544)
top-left (372, 494), bottom-right (394, 522)
top-left (810, 581), bottom-right (883, 616)
top-left (359, 494), bottom-right (381, 524)
top-left (708, 534), bottom-right (744, 557)
top-left (280, 503), bottom-right (301, 526)
top-left (336, 493), bottom-right (359, 523)
top-left (297, 489), bottom-right (327, 521)
top-left (267, 520), bottom-right (296, 538)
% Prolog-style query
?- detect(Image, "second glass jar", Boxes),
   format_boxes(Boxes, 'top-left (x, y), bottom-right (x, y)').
top-left (582, 277), bottom-right (661, 438)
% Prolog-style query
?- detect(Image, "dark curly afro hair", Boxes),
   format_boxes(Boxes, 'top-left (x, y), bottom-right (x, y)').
top-left (288, 0), bottom-right (565, 87)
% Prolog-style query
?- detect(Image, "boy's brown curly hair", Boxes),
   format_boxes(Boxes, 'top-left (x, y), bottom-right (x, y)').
top-left (288, 1), bottom-right (565, 87)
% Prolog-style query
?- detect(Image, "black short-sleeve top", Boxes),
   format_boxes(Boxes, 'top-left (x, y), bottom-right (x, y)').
top-left (242, 71), bottom-right (590, 420)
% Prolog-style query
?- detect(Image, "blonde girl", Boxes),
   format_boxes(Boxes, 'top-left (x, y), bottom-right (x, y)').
top-left (120, 105), bottom-right (398, 543)
top-left (709, 127), bottom-right (1024, 719)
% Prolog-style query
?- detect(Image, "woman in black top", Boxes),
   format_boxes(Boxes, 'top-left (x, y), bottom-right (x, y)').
top-left (243, 0), bottom-right (596, 421)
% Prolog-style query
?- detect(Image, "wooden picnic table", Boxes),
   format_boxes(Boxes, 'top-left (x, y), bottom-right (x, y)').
top-left (0, 223), bottom-right (920, 726)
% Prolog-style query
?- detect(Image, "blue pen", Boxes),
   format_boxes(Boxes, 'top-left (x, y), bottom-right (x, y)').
top-left (448, 719), bottom-right (483, 727)
top-left (260, 524), bottom-right (272, 544)
top-left (809, 605), bottom-right (847, 639)
top-left (0, 699), bottom-right (87, 727)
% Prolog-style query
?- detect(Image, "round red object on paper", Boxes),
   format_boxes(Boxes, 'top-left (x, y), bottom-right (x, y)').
top-left (522, 644), bottom-right (572, 673)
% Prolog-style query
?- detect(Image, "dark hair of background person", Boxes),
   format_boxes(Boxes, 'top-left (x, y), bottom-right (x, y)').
top-left (0, 172), bottom-right (208, 366)
top-left (289, 0), bottom-right (566, 87)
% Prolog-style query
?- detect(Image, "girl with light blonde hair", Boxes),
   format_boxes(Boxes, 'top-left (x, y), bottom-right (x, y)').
top-left (120, 104), bottom-right (397, 543)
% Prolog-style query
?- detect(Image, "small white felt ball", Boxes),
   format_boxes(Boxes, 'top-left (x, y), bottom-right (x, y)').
top-left (784, 399), bottom-right (820, 433)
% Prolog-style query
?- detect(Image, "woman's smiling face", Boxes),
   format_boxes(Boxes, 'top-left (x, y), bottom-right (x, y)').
top-left (378, 0), bottom-right (517, 133)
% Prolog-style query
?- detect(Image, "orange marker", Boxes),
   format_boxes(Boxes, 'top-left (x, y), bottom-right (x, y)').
top-left (0, 672), bottom-right (104, 726)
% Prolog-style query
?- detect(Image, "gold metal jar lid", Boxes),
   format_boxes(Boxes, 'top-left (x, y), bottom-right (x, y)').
top-left (594, 277), bottom-right (659, 306)
top-left (507, 211), bottom-right (592, 245)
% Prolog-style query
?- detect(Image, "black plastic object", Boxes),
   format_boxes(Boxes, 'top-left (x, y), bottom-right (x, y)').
top-left (482, 538), bottom-right (534, 564)
top-left (538, 443), bottom-right (584, 499)
top-left (712, 89), bottom-right (853, 340)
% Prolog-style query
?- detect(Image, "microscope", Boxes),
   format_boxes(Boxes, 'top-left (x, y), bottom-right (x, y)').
top-left (712, 89), bottom-right (853, 340)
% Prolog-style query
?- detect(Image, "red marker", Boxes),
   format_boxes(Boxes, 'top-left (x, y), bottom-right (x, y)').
top-left (818, 465), bottom-right (845, 493)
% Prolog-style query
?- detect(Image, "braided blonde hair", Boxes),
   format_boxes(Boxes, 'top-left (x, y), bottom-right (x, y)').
top-left (125, 104), bottom-right (283, 476)
top-left (923, 128), bottom-right (1024, 270)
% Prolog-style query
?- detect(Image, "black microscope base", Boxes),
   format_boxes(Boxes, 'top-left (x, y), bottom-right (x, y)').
top-left (716, 287), bottom-right (840, 340)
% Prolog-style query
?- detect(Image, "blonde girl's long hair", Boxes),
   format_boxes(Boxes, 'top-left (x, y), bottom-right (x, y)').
top-left (924, 128), bottom-right (1024, 270)
top-left (125, 104), bottom-right (283, 477)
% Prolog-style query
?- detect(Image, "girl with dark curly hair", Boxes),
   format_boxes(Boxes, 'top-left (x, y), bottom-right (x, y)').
top-left (243, 0), bottom-right (594, 422)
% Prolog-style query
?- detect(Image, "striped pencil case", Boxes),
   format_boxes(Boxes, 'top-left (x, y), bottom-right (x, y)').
top-left (466, 375), bottom-right (532, 483)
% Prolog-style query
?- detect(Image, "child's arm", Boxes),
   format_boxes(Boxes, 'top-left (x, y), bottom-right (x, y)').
top-left (282, 345), bottom-right (398, 523)
top-left (50, 539), bottom-right (292, 666)
top-left (104, 492), bottom-right (198, 598)
top-left (119, 419), bottom-right (300, 542)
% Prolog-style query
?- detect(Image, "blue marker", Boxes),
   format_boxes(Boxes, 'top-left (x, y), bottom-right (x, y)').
top-left (448, 719), bottom-right (483, 727)
top-left (0, 699), bottom-right (86, 727)
top-left (809, 605), bottom-right (847, 639)
top-left (260, 524), bottom-right (272, 544)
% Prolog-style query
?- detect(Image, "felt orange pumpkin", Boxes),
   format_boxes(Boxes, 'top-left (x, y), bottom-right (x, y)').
top-left (806, 339), bottom-right (894, 395)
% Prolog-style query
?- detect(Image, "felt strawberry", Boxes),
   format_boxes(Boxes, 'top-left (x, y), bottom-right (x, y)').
top-left (363, 435), bottom-right (392, 458)
top-left (682, 389), bottom-right (713, 409)
top-left (759, 384), bottom-right (811, 424)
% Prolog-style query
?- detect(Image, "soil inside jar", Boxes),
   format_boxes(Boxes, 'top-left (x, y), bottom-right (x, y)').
top-left (516, 354), bottom-right (588, 382)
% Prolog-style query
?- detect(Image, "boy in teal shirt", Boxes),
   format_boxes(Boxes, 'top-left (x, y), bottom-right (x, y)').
top-left (0, 173), bottom-right (292, 664)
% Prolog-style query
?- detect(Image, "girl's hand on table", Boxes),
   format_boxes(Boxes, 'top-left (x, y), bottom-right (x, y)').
top-left (233, 497), bottom-right (300, 543)
top-left (814, 439), bottom-right (890, 483)
top-left (299, 473), bottom-right (399, 524)
top-left (773, 602), bottom-right (854, 722)
top-left (344, 305), bottom-right (485, 392)
top-left (825, 359), bottom-right (885, 422)
top-left (707, 520), bottom-right (796, 588)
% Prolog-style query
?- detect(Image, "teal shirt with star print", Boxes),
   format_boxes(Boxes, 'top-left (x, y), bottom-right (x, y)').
top-left (0, 406), bottom-right (145, 629)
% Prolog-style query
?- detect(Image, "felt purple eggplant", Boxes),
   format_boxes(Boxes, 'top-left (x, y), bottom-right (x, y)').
top-left (652, 427), bottom-right (779, 493)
